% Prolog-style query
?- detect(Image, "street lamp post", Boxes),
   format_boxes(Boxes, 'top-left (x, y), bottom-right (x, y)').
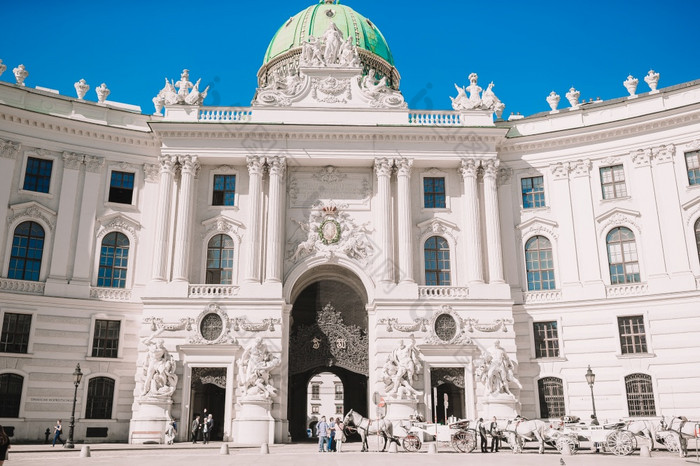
top-left (65, 363), bottom-right (83, 449)
top-left (585, 365), bottom-right (597, 420)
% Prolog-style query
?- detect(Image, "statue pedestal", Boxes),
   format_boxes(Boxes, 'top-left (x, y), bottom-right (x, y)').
top-left (232, 397), bottom-right (274, 444)
top-left (385, 397), bottom-right (418, 423)
top-left (478, 394), bottom-right (519, 419)
top-left (129, 398), bottom-right (172, 444)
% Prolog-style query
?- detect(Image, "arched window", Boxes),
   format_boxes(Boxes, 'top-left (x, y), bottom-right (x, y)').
top-left (538, 377), bottom-right (565, 418)
top-left (625, 373), bottom-right (656, 417)
top-left (0, 373), bottom-right (23, 418)
top-left (206, 234), bottom-right (234, 284)
top-left (424, 236), bottom-right (451, 286)
top-left (606, 227), bottom-right (640, 284)
top-left (695, 218), bottom-right (700, 265)
top-left (8, 221), bottom-right (45, 281)
top-left (97, 232), bottom-right (129, 288)
top-left (525, 236), bottom-right (555, 291)
top-left (85, 377), bottom-right (115, 419)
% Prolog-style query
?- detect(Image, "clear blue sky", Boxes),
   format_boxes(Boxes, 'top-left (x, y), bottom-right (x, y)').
top-left (3, 0), bottom-right (699, 117)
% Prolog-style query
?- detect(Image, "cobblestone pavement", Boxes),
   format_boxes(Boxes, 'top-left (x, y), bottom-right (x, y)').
top-left (5, 441), bottom-right (696, 466)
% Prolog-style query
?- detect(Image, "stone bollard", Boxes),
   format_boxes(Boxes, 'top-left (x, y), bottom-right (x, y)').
top-left (260, 443), bottom-right (269, 454)
top-left (220, 444), bottom-right (230, 455)
top-left (80, 446), bottom-right (91, 458)
top-left (640, 445), bottom-right (651, 457)
top-left (428, 443), bottom-right (437, 454)
top-left (388, 442), bottom-right (398, 453)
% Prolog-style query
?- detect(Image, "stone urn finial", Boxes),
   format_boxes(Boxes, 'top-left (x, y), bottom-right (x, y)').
top-left (152, 95), bottom-right (165, 116)
top-left (74, 79), bottom-right (90, 100)
top-left (644, 70), bottom-right (659, 94)
top-left (623, 75), bottom-right (638, 98)
top-left (565, 87), bottom-right (580, 109)
top-left (0, 60), bottom-right (6, 78)
top-left (494, 101), bottom-right (505, 120)
top-left (546, 91), bottom-right (560, 112)
top-left (13, 64), bottom-right (28, 86)
top-left (96, 83), bottom-right (110, 103)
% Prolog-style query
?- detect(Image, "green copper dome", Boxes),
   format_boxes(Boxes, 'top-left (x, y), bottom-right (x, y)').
top-left (263, 1), bottom-right (395, 67)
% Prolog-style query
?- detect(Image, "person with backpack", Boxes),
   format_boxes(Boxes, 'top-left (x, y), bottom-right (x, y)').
top-left (52, 420), bottom-right (65, 447)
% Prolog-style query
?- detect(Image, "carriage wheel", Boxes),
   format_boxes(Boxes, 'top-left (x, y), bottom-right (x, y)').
top-left (606, 431), bottom-right (636, 456)
top-left (451, 429), bottom-right (477, 453)
top-left (555, 435), bottom-right (579, 454)
top-left (659, 432), bottom-right (680, 453)
top-left (505, 433), bottom-right (525, 453)
top-left (402, 434), bottom-right (422, 452)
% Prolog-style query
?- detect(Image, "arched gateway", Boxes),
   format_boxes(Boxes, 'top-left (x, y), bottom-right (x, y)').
top-left (287, 265), bottom-right (369, 440)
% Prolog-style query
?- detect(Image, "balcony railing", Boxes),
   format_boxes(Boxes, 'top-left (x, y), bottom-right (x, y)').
top-left (90, 287), bottom-right (132, 301)
top-left (188, 284), bottom-right (239, 298)
top-left (408, 110), bottom-right (462, 126)
top-left (0, 278), bottom-right (45, 294)
top-left (418, 286), bottom-right (469, 299)
top-left (605, 282), bottom-right (648, 298)
top-left (523, 289), bottom-right (562, 303)
top-left (198, 107), bottom-right (252, 122)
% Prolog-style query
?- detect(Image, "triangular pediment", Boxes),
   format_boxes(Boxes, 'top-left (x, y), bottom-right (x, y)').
top-left (8, 201), bottom-right (57, 230)
top-left (595, 207), bottom-right (641, 224)
top-left (95, 213), bottom-right (142, 242)
top-left (515, 216), bottom-right (559, 240)
top-left (201, 215), bottom-right (245, 240)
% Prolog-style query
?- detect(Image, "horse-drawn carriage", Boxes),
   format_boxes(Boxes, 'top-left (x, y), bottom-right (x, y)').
top-left (548, 420), bottom-right (637, 456)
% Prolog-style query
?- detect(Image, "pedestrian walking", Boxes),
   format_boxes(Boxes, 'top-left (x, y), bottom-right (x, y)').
top-left (52, 420), bottom-right (65, 447)
top-left (191, 415), bottom-right (201, 443)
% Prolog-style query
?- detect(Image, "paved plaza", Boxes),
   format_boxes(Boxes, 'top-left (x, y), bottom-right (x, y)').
top-left (4, 441), bottom-right (697, 466)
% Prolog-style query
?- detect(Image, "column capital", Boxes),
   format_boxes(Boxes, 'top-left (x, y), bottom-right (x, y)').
top-left (394, 157), bottom-right (413, 177)
top-left (158, 154), bottom-right (178, 173)
top-left (178, 154), bottom-right (200, 176)
top-left (570, 159), bottom-right (592, 177)
top-left (497, 166), bottom-right (513, 186)
top-left (266, 156), bottom-right (287, 177)
top-left (459, 158), bottom-right (479, 178)
top-left (374, 157), bottom-right (393, 177)
top-left (143, 163), bottom-right (160, 183)
top-left (62, 151), bottom-right (84, 170)
top-left (84, 155), bottom-right (104, 173)
top-left (246, 155), bottom-right (265, 175)
top-left (482, 158), bottom-right (500, 179)
top-left (0, 138), bottom-right (21, 159)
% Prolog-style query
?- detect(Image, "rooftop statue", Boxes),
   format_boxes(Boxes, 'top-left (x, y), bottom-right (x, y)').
top-left (152, 69), bottom-right (209, 113)
top-left (299, 22), bottom-right (360, 68)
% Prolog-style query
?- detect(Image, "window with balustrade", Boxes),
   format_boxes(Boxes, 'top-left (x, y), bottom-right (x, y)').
top-left (538, 377), bottom-right (565, 419)
top-left (98, 232), bottom-right (129, 288)
top-left (91, 320), bottom-right (121, 358)
top-left (600, 164), bottom-right (628, 199)
top-left (0, 373), bottom-right (23, 418)
top-left (521, 176), bottom-right (546, 209)
top-left (424, 236), bottom-right (451, 286)
top-left (617, 315), bottom-right (647, 354)
top-left (533, 321), bottom-right (559, 358)
top-left (85, 377), bottom-right (115, 419)
top-left (606, 227), bottom-right (640, 284)
top-left (625, 373), bottom-right (656, 417)
top-left (423, 177), bottom-right (446, 208)
top-left (686, 151), bottom-right (700, 185)
top-left (525, 236), bottom-right (555, 291)
top-left (8, 221), bottom-right (45, 281)
top-left (206, 234), bottom-right (234, 284)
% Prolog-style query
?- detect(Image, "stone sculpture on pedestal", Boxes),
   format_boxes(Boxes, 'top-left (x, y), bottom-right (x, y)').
top-left (237, 337), bottom-right (280, 399)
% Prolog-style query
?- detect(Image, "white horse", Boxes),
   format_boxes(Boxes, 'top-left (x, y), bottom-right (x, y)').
top-left (343, 409), bottom-right (396, 452)
top-left (498, 417), bottom-right (549, 454)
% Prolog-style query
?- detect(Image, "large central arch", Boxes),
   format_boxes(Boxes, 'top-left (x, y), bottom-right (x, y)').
top-left (287, 264), bottom-right (370, 440)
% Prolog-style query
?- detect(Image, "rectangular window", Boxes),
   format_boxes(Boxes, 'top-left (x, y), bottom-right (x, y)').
top-left (423, 177), bottom-right (446, 208)
top-left (533, 321), bottom-right (559, 358)
top-left (0, 313), bottom-right (32, 353)
top-left (91, 320), bottom-right (121, 358)
top-left (311, 384), bottom-right (320, 400)
top-left (23, 157), bottom-right (53, 193)
top-left (335, 405), bottom-right (344, 415)
top-left (108, 171), bottom-right (135, 204)
top-left (618, 315), bottom-right (647, 354)
top-left (311, 404), bottom-right (320, 414)
top-left (600, 165), bottom-right (627, 199)
top-left (521, 176), bottom-right (545, 209)
top-left (335, 384), bottom-right (343, 400)
top-left (213, 174), bottom-right (236, 206)
top-left (686, 151), bottom-right (700, 186)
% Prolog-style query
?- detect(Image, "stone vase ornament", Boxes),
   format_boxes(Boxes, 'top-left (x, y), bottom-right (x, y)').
top-left (644, 70), bottom-right (659, 94)
top-left (13, 64), bottom-right (28, 86)
top-left (546, 91), bottom-right (560, 112)
top-left (152, 95), bottom-right (165, 116)
top-left (96, 83), bottom-right (110, 103)
top-left (0, 59), bottom-right (6, 78)
top-left (623, 75), bottom-right (638, 98)
top-left (74, 79), bottom-right (90, 100)
top-left (565, 87), bottom-right (580, 109)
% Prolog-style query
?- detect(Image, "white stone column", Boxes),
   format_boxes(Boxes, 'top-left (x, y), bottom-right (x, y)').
top-left (151, 155), bottom-right (177, 282)
top-left (172, 155), bottom-right (199, 282)
top-left (47, 152), bottom-right (84, 281)
top-left (72, 155), bottom-right (104, 284)
top-left (482, 159), bottom-right (504, 283)
top-left (374, 158), bottom-right (394, 283)
top-left (244, 155), bottom-right (264, 283)
top-left (0, 139), bottom-right (21, 269)
top-left (395, 158), bottom-right (414, 283)
top-left (265, 156), bottom-right (286, 283)
top-left (568, 160), bottom-right (603, 286)
top-left (459, 158), bottom-right (484, 284)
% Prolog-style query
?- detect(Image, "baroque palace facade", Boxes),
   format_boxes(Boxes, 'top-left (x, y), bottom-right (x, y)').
top-left (1, 0), bottom-right (700, 445)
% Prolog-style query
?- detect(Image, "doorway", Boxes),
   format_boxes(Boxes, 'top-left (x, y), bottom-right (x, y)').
top-left (190, 367), bottom-right (226, 441)
top-left (431, 367), bottom-right (466, 423)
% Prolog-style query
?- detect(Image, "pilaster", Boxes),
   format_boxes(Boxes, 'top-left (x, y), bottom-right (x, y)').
top-left (244, 155), bottom-right (264, 283)
top-left (395, 157), bottom-right (414, 283)
top-left (374, 158), bottom-right (394, 283)
top-left (0, 139), bottom-right (21, 267)
top-left (459, 158), bottom-right (484, 284)
top-left (265, 156), bottom-right (286, 283)
top-left (71, 155), bottom-right (104, 291)
top-left (151, 155), bottom-right (177, 282)
top-left (482, 159), bottom-right (504, 283)
top-left (172, 155), bottom-right (199, 282)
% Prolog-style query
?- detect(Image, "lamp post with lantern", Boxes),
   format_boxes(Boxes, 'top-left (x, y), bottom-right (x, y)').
top-left (585, 365), bottom-right (597, 421)
top-left (65, 364), bottom-right (83, 449)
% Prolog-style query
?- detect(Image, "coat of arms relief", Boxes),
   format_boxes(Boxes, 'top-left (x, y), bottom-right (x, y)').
top-left (287, 201), bottom-right (374, 264)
